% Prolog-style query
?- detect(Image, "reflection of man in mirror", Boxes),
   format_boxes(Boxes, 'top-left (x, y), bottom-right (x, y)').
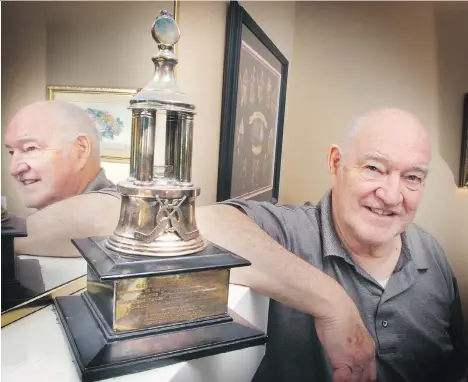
top-left (3, 100), bottom-right (121, 257)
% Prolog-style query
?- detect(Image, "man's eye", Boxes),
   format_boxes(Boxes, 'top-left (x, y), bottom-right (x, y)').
top-left (365, 165), bottom-right (380, 172)
top-left (407, 175), bottom-right (422, 182)
top-left (24, 146), bottom-right (38, 152)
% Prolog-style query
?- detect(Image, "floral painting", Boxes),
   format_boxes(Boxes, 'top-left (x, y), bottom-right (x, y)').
top-left (86, 108), bottom-right (124, 141)
top-left (46, 86), bottom-right (138, 162)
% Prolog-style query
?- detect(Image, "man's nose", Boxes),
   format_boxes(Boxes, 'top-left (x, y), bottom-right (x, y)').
top-left (9, 153), bottom-right (29, 177)
top-left (376, 173), bottom-right (403, 206)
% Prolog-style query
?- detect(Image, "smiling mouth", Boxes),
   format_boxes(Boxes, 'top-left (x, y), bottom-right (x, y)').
top-left (364, 206), bottom-right (396, 217)
top-left (21, 180), bottom-right (39, 186)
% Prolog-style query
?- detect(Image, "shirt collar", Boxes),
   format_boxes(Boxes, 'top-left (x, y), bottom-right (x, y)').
top-left (317, 189), bottom-right (429, 270)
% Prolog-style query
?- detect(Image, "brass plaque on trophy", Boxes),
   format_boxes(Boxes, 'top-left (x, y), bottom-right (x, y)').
top-left (114, 269), bottom-right (229, 331)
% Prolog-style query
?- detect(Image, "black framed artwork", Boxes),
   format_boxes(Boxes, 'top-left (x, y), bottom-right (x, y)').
top-left (459, 93), bottom-right (468, 188)
top-left (217, 1), bottom-right (289, 203)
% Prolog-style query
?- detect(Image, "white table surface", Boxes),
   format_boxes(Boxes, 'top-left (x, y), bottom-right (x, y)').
top-left (1, 284), bottom-right (269, 382)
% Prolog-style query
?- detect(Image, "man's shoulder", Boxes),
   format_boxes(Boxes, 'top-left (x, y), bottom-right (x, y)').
top-left (87, 186), bottom-right (121, 199)
top-left (407, 223), bottom-right (445, 254)
top-left (83, 169), bottom-right (119, 198)
top-left (405, 223), bottom-right (454, 283)
top-left (222, 198), bottom-right (320, 224)
top-left (221, 198), bottom-right (322, 253)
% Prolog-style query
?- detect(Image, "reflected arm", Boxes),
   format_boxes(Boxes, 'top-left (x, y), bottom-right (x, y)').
top-left (14, 193), bottom-right (121, 258)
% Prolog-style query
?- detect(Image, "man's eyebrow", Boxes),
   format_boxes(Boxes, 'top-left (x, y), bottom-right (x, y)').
top-left (361, 151), bottom-right (390, 162)
top-left (18, 135), bottom-right (40, 143)
top-left (361, 151), bottom-right (429, 174)
top-left (410, 165), bottom-right (429, 175)
top-left (4, 136), bottom-right (42, 150)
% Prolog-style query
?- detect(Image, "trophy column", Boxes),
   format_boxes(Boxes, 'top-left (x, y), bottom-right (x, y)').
top-left (54, 10), bottom-right (267, 382)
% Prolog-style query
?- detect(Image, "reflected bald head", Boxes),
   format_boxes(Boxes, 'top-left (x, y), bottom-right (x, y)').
top-left (339, 108), bottom-right (432, 166)
top-left (4, 100), bottom-right (103, 209)
top-left (9, 100), bottom-right (100, 161)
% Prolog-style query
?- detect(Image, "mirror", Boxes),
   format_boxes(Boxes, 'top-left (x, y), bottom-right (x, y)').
top-left (1, 0), bottom-right (179, 326)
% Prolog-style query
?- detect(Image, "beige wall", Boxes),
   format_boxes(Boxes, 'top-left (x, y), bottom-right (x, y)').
top-left (434, 2), bottom-right (468, 318)
top-left (1, 1), bottom-right (295, 210)
top-left (1, 2), bottom-right (47, 215)
top-left (281, 1), bottom-right (468, 320)
top-left (2, 0), bottom-right (467, 321)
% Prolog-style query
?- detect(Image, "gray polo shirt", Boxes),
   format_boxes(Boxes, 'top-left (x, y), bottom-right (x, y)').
top-left (83, 168), bottom-right (119, 198)
top-left (224, 190), bottom-right (467, 382)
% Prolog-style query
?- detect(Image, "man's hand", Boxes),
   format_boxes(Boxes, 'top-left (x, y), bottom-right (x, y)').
top-left (316, 294), bottom-right (377, 382)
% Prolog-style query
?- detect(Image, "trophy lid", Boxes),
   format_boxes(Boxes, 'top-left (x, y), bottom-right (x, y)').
top-left (131, 10), bottom-right (194, 110)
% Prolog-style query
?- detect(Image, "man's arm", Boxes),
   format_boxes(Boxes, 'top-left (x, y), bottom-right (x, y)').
top-left (14, 193), bottom-right (121, 258)
top-left (196, 204), bottom-right (376, 382)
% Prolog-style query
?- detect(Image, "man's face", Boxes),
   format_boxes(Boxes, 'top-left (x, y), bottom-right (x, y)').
top-left (4, 108), bottom-right (82, 209)
top-left (331, 112), bottom-right (431, 246)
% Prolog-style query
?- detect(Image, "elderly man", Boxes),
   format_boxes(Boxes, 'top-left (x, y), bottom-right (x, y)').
top-left (3, 100), bottom-right (121, 257)
top-left (197, 108), bottom-right (467, 382)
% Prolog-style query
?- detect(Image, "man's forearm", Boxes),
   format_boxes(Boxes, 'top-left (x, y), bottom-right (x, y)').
top-left (196, 204), bottom-right (349, 319)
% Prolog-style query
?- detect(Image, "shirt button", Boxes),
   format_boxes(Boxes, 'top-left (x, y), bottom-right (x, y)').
top-left (382, 320), bottom-right (388, 327)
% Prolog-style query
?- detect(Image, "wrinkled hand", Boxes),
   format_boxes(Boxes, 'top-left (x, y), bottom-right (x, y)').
top-left (315, 295), bottom-right (377, 382)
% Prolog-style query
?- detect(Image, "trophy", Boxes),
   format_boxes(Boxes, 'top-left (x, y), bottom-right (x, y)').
top-left (54, 10), bottom-right (267, 382)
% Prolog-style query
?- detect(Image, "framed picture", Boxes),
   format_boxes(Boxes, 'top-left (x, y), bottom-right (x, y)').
top-left (459, 93), bottom-right (468, 188)
top-left (217, 1), bottom-right (289, 203)
top-left (47, 86), bottom-right (138, 163)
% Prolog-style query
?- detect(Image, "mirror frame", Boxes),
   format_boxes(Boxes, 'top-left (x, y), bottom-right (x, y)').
top-left (1, 0), bottom-right (180, 328)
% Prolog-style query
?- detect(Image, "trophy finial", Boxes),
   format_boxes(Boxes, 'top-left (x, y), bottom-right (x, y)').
top-left (151, 10), bottom-right (180, 49)
top-left (130, 9), bottom-right (191, 105)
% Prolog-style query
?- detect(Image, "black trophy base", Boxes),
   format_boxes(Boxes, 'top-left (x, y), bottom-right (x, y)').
top-left (55, 295), bottom-right (267, 382)
top-left (1, 279), bottom-right (36, 312)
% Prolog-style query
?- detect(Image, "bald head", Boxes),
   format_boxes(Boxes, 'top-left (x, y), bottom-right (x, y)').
top-left (339, 108), bottom-right (432, 164)
top-left (4, 100), bottom-right (102, 209)
top-left (8, 100), bottom-right (101, 160)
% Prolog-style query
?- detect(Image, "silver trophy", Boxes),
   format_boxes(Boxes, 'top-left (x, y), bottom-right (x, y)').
top-left (54, 11), bottom-right (266, 381)
top-left (105, 10), bottom-right (206, 256)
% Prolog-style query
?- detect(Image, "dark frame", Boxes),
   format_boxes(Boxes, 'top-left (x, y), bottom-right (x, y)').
top-left (459, 93), bottom-right (468, 188)
top-left (217, 1), bottom-right (289, 203)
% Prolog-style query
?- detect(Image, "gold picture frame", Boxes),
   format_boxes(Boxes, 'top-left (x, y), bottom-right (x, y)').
top-left (47, 86), bottom-right (139, 164)
top-left (1, 276), bottom-right (87, 328)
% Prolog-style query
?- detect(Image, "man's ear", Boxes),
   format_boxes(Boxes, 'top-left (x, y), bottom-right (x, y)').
top-left (328, 145), bottom-right (342, 175)
top-left (75, 134), bottom-right (92, 169)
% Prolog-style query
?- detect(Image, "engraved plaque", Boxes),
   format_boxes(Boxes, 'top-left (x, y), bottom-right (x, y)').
top-left (114, 269), bottom-right (229, 331)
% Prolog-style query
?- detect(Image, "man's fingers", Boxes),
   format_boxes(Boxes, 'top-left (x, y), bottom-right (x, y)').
top-left (350, 365), bottom-right (365, 382)
top-left (334, 363), bottom-right (376, 382)
top-left (368, 360), bottom-right (377, 381)
top-left (333, 366), bottom-right (352, 382)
